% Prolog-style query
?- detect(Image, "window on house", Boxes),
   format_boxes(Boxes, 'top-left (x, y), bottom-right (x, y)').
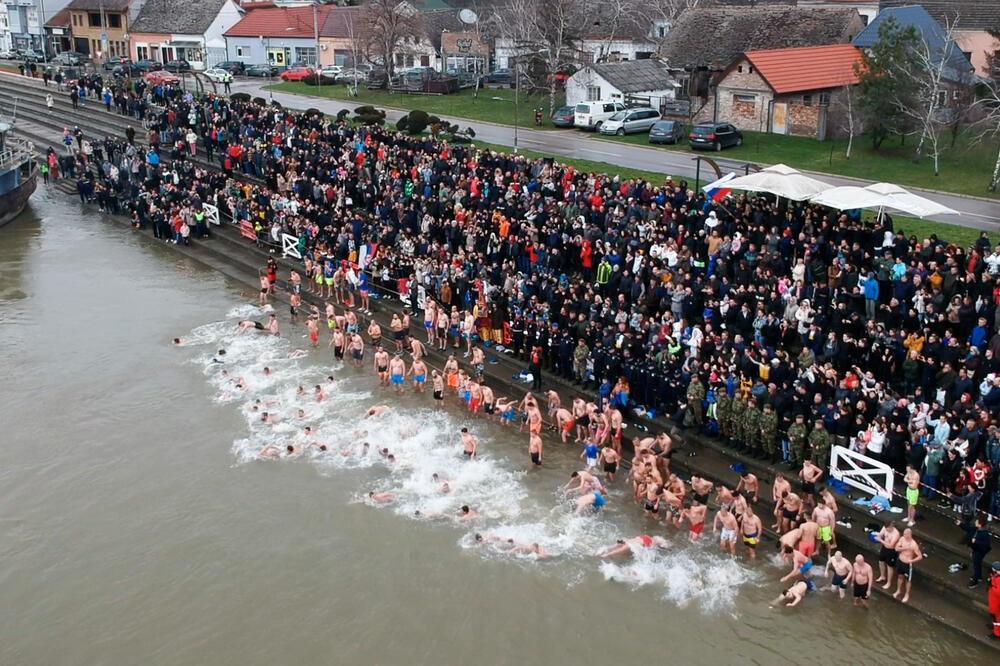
top-left (737, 65), bottom-right (742, 73)
top-left (937, 90), bottom-right (947, 107)
top-left (88, 12), bottom-right (101, 27)
top-left (296, 46), bottom-right (316, 65)
top-left (235, 46), bottom-right (245, 58)
top-left (953, 89), bottom-right (961, 100)
top-left (586, 85), bottom-right (601, 100)
top-left (861, 15), bottom-right (870, 26)
top-left (802, 94), bottom-right (813, 106)
top-left (108, 14), bottom-right (120, 29)
top-left (72, 14), bottom-right (77, 26)
top-left (136, 45), bottom-right (148, 60)
top-left (819, 92), bottom-right (830, 106)
top-left (748, 66), bottom-right (753, 74)
top-left (734, 94), bottom-right (755, 103)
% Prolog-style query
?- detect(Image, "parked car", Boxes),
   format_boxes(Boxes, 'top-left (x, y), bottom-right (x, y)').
top-left (144, 70), bottom-right (180, 86)
top-left (689, 122), bottom-right (743, 151)
top-left (111, 63), bottom-right (142, 78)
top-left (334, 68), bottom-right (368, 84)
top-left (279, 65), bottom-right (315, 81)
top-left (550, 105), bottom-right (575, 128)
top-left (573, 100), bottom-right (626, 131)
top-left (0, 49), bottom-right (18, 59)
top-left (479, 68), bottom-right (515, 87)
top-left (21, 49), bottom-right (46, 63)
top-left (245, 63), bottom-right (279, 77)
top-left (53, 51), bottom-right (86, 66)
top-left (134, 59), bottom-right (161, 73)
top-left (319, 65), bottom-right (342, 78)
top-left (164, 59), bottom-right (191, 73)
top-left (103, 55), bottom-right (131, 70)
top-left (648, 119), bottom-right (686, 145)
top-left (216, 61), bottom-right (246, 75)
top-left (599, 107), bottom-right (661, 136)
top-left (203, 68), bottom-right (229, 82)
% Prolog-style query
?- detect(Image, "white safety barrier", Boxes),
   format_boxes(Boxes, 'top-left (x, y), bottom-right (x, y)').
top-left (830, 445), bottom-right (894, 498)
top-left (203, 203), bottom-right (220, 226)
top-left (281, 233), bottom-right (301, 259)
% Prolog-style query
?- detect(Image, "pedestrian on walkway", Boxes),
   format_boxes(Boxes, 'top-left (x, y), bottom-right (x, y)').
top-left (967, 517), bottom-right (993, 588)
top-left (46, 93), bottom-right (53, 113)
top-left (69, 89), bottom-right (78, 110)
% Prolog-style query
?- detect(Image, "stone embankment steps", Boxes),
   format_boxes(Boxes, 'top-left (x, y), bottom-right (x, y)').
top-left (9, 71), bottom-right (998, 649)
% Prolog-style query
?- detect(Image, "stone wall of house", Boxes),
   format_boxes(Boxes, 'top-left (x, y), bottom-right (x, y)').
top-left (713, 57), bottom-right (772, 132)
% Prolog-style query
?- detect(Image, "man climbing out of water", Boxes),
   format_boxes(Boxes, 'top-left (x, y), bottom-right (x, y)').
top-left (363, 405), bottom-right (390, 419)
top-left (574, 491), bottom-right (606, 515)
top-left (461, 427), bottom-right (478, 458)
top-left (565, 470), bottom-right (603, 495)
top-left (259, 275), bottom-right (270, 306)
top-left (597, 535), bottom-right (668, 558)
top-left (267, 314), bottom-right (279, 336)
top-left (780, 547), bottom-right (815, 589)
top-left (713, 504), bottom-right (739, 556)
top-left (529, 431), bottom-right (543, 466)
top-left (389, 353), bottom-right (407, 393)
top-left (431, 370), bottom-right (445, 405)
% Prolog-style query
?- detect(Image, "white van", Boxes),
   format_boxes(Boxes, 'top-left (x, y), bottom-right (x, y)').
top-left (574, 100), bottom-right (627, 131)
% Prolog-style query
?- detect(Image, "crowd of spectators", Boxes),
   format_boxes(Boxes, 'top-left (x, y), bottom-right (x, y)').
top-left (49, 74), bottom-right (1000, 525)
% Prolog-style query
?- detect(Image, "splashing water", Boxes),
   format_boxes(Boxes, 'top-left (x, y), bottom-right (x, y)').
top-left (182, 307), bottom-right (760, 612)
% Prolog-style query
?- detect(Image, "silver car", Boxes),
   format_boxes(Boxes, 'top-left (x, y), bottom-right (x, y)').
top-left (599, 108), bottom-right (661, 136)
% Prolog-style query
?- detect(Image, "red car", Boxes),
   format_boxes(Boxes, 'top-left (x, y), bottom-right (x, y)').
top-left (280, 66), bottom-right (315, 81)
top-left (144, 70), bottom-right (179, 85)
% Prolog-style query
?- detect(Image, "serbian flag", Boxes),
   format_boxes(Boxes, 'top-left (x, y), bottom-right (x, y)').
top-left (702, 172), bottom-right (736, 201)
top-left (357, 242), bottom-right (378, 270)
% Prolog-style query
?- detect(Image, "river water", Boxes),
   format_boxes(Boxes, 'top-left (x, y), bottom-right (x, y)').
top-left (0, 189), bottom-right (993, 665)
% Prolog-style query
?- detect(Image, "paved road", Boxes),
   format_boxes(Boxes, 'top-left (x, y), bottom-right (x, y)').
top-left (233, 79), bottom-right (1000, 228)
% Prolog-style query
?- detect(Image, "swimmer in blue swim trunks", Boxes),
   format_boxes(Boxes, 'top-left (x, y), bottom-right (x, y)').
top-left (575, 491), bottom-right (605, 515)
top-left (780, 549), bottom-right (814, 584)
top-left (409, 358), bottom-right (428, 393)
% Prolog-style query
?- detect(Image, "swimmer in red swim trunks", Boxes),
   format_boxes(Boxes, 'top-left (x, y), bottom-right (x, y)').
top-left (682, 499), bottom-right (708, 542)
top-left (597, 534), bottom-right (668, 558)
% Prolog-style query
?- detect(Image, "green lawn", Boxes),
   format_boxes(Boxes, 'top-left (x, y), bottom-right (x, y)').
top-left (599, 130), bottom-right (999, 199)
top-left (270, 81), bottom-right (562, 131)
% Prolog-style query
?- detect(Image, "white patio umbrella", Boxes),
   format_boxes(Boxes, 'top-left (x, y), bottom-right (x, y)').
top-left (721, 163), bottom-right (832, 202)
top-left (810, 182), bottom-right (960, 218)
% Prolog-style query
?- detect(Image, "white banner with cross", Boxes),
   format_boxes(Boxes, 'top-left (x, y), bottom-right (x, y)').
top-left (830, 445), bottom-right (894, 499)
top-left (281, 233), bottom-right (301, 260)
top-left (203, 203), bottom-right (220, 226)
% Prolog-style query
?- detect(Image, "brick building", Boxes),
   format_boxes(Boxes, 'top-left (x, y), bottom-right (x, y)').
top-left (713, 44), bottom-right (864, 140)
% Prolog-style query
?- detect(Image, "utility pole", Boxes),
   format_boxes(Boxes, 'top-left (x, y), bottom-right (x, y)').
top-left (513, 63), bottom-right (519, 153)
top-left (313, 1), bottom-right (320, 94)
top-left (99, 0), bottom-right (107, 65)
top-left (38, 0), bottom-right (48, 59)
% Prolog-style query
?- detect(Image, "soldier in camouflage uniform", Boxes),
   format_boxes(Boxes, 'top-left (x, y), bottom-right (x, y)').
top-left (786, 414), bottom-right (808, 470)
top-left (715, 388), bottom-right (733, 445)
top-left (809, 420), bottom-right (832, 470)
top-left (731, 392), bottom-right (747, 449)
top-left (743, 397), bottom-right (761, 456)
top-left (686, 374), bottom-right (705, 429)
top-left (760, 403), bottom-right (779, 462)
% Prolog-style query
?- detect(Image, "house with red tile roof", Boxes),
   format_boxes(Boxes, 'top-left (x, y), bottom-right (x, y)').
top-left (223, 4), bottom-right (335, 68)
top-left (713, 43), bottom-right (864, 139)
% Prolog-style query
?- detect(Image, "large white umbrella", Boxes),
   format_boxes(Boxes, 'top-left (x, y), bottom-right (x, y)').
top-left (810, 182), bottom-right (960, 218)
top-left (722, 163), bottom-right (832, 201)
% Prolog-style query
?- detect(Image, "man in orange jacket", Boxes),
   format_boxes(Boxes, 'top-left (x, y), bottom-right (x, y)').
top-left (990, 561), bottom-right (1000, 639)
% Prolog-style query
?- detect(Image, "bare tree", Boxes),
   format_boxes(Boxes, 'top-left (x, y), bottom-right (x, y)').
top-left (361, 0), bottom-right (423, 77)
top-left (893, 16), bottom-right (960, 175)
top-left (834, 77), bottom-right (863, 159)
top-left (976, 80), bottom-right (1000, 190)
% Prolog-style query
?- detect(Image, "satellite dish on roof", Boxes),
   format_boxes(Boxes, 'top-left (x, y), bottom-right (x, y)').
top-left (459, 8), bottom-right (478, 25)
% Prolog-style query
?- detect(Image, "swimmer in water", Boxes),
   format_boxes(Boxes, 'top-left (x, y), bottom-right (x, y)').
top-left (364, 405), bottom-right (390, 419)
top-left (507, 542), bottom-right (549, 559)
top-left (172, 337), bottom-right (183, 345)
top-left (211, 349), bottom-right (227, 364)
top-left (368, 491), bottom-right (394, 503)
top-left (457, 505), bottom-right (477, 521)
top-left (774, 580), bottom-right (810, 608)
top-left (574, 491), bottom-right (606, 515)
top-left (259, 443), bottom-right (301, 458)
top-left (289, 349), bottom-right (308, 359)
top-left (315, 385), bottom-right (328, 402)
top-left (235, 320), bottom-right (266, 333)
top-left (597, 534), bottom-right (668, 558)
